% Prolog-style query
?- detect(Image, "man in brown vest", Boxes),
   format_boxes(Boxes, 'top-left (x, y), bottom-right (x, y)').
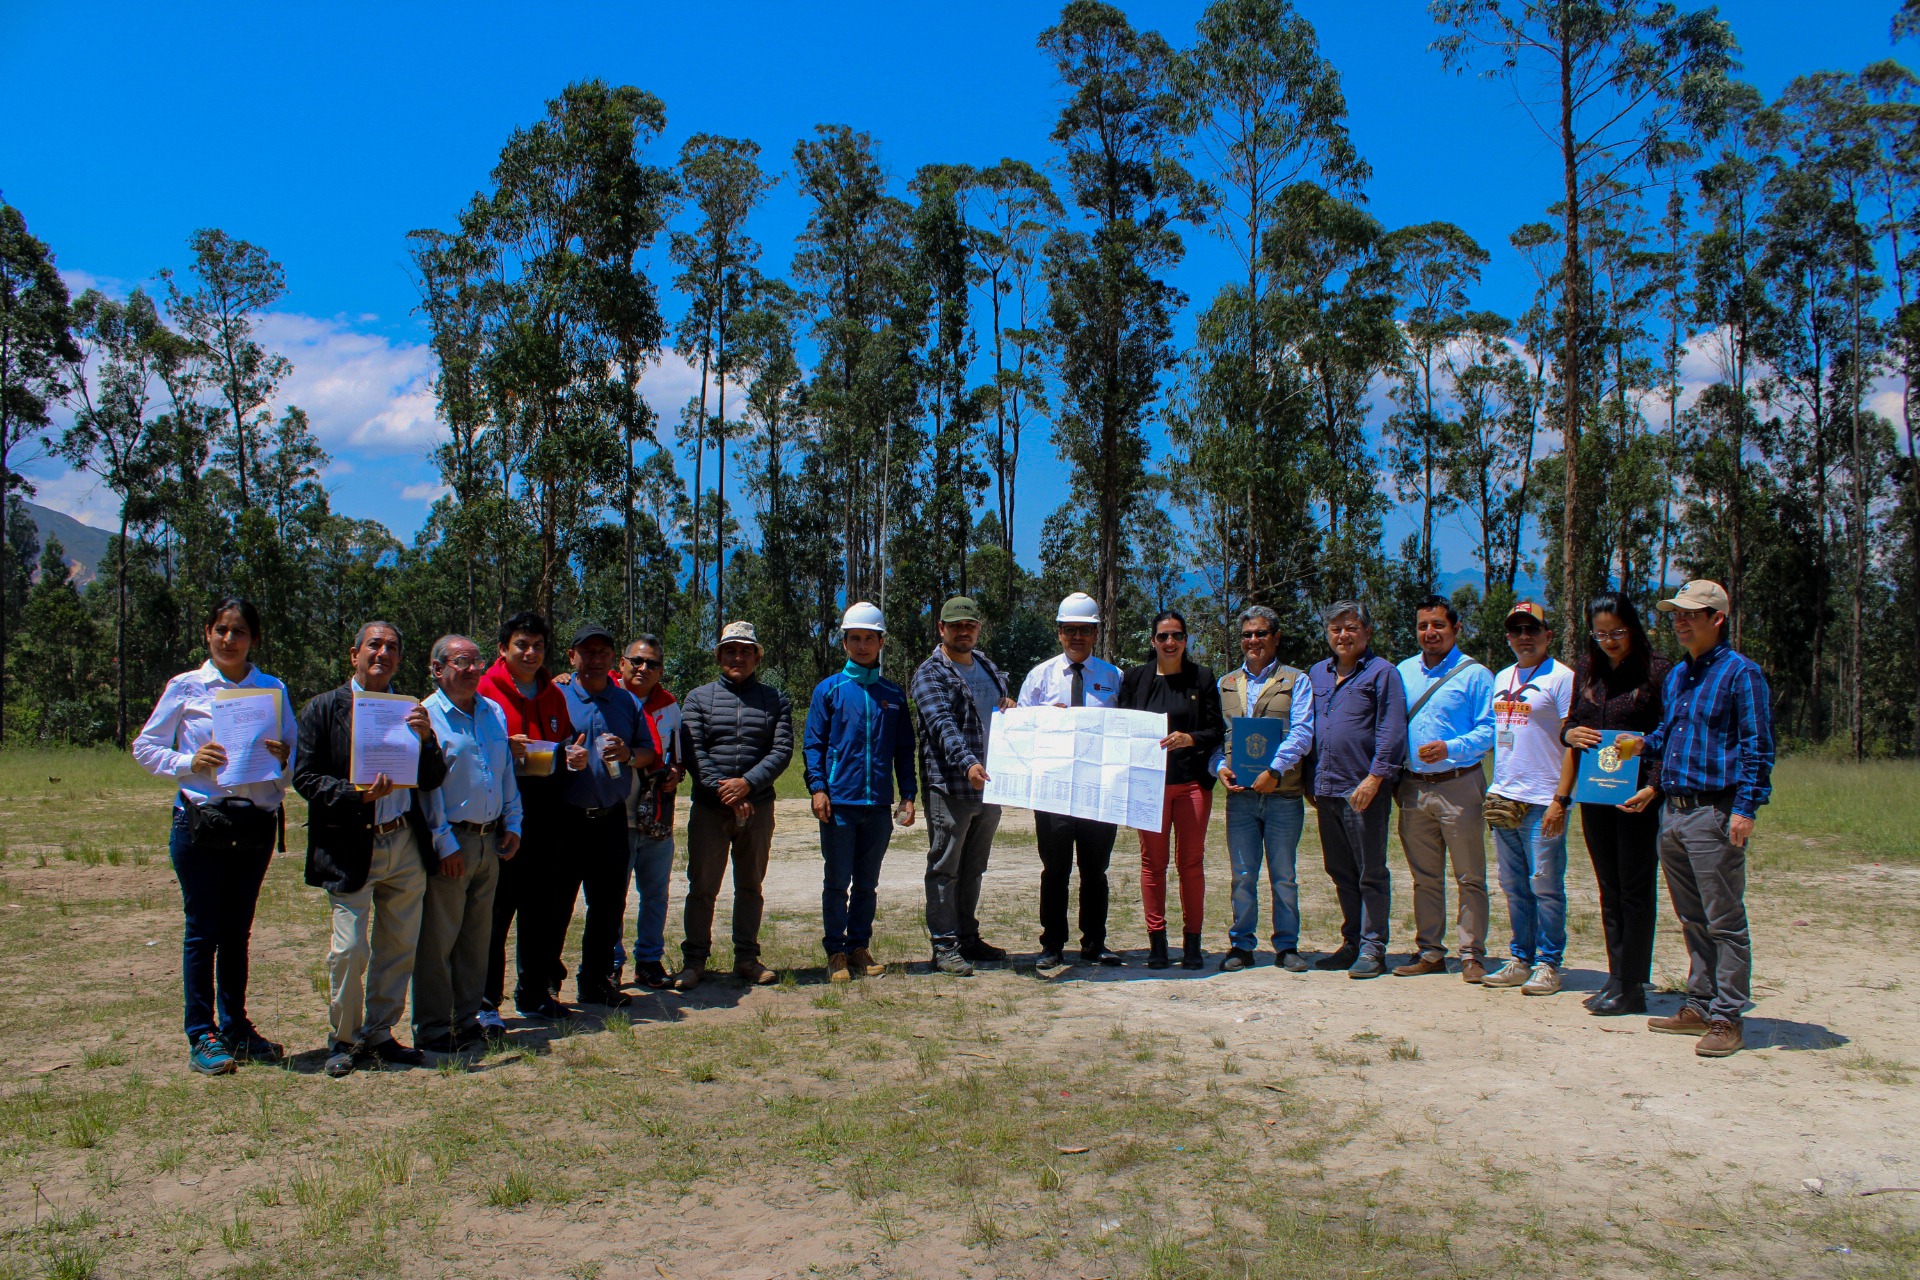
top-left (1209, 605), bottom-right (1313, 972)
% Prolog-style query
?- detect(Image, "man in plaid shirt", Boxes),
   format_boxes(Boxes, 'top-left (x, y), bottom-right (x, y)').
top-left (911, 596), bottom-right (1014, 975)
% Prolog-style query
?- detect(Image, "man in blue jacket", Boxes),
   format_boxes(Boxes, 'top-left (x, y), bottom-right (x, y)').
top-left (805, 602), bottom-right (918, 983)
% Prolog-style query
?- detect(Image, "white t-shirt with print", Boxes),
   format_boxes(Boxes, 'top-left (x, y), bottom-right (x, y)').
top-left (1489, 657), bottom-right (1575, 806)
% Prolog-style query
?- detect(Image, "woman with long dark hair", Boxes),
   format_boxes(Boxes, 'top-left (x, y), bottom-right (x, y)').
top-left (1117, 610), bottom-right (1226, 970)
top-left (1542, 591), bottom-right (1668, 1016)
top-left (133, 597), bottom-right (297, 1074)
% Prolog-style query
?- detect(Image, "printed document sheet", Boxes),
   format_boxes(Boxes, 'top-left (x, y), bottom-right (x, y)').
top-left (209, 687), bottom-right (283, 787)
top-left (982, 705), bottom-right (1168, 831)
top-left (350, 690), bottom-right (420, 787)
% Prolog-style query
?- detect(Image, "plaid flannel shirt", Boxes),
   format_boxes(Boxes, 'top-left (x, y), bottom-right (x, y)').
top-left (910, 646), bottom-right (1008, 797)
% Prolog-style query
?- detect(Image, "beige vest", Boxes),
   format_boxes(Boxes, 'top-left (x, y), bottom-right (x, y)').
top-left (1219, 664), bottom-right (1305, 797)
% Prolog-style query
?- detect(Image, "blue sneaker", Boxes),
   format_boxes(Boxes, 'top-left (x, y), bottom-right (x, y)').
top-left (1347, 951), bottom-right (1386, 980)
top-left (189, 1031), bottom-right (237, 1076)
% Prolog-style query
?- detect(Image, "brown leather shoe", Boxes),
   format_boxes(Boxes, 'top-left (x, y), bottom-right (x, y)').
top-left (1393, 953), bottom-right (1447, 977)
top-left (1648, 1005), bottom-right (1710, 1036)
top-left (828, 953), bottom-right (851, 984)
top-left (1695, 1018), bottom-right (1744, 1057)
top-left (671, 965), bottom-right (703, 992)
top-left (851, 946), bottom-right (884, 977)
top-left (734, 959), bottom-right (777, 986)
top-left (1460, 957), bottom-right (1487, 984)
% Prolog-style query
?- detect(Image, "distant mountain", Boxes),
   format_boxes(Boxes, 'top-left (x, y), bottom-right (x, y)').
top-left (1434, 567), bottom-right (1546, 601)
top-left (17, 502), bottom-right (112, 586)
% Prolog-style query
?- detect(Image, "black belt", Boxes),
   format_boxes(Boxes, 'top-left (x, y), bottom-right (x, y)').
top-left (576, 804), bottom-right (624, 821)
top-left (1665, 788), bottom-right (1733, 812)
top-left (372, 816), bottom-right (408, 836)
top-left (451, 818), bottom-right (503, 835)
top-left (1405, 764), bottom-right (1480, 785)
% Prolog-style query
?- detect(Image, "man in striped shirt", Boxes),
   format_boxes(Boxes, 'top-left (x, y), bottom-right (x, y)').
top-left (1627, 580), bottom-right (1774, 1058)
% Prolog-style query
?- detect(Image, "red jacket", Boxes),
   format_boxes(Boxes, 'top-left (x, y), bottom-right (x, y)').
top-left (478, 658), bottom-right (573, 743)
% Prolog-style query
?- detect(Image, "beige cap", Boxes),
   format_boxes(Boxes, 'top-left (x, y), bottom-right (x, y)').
top-left (715, 620), bottom-right (762, 652)
top-left (1655, 580), bottom-right (1730, 614)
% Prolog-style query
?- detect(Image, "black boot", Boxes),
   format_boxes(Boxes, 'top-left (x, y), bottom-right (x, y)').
top-left (1146, 930), bottom-right (1170, 969)
top-left (1181, 932), bottom-right (1204, 970)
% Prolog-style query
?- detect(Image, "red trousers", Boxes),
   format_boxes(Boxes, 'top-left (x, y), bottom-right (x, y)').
top-left (1139, 781), bottom-right (1213, 934)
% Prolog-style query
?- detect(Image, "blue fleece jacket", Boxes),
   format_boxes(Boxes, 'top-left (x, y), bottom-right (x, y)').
top-left (803, 664), bottom-right (918, 806)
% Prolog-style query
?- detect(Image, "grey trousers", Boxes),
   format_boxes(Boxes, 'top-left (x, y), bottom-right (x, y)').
top-left (327, 826), bottom-right (427, 1047)
top-left (1396, 770), bottom-right (1490, 959)
top-left (411, 826), bottom-right (500, 1045)
top-left (925, 788), bottom-right (1000, 950)
top-left (1659, 798), bottom-right (1751, 1023)
top-left (1316, 793), bottom-right (1392, 956)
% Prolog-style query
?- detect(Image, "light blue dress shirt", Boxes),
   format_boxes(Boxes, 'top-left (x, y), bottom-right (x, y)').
top-left (420, 688), bottom-right (525, 861)
top-left (1395, 646), bottom-right (1496, 772)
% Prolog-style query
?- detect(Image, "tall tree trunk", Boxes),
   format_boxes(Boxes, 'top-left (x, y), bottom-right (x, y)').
top-left (115, 507), bottom-right (129, 748)
top-left (715, 305), bottom-right (728, 638)
top-left (1850, 261), bottom-right (1866, 760)
top-left (690, 347), bottom-right (710, 614)
top-left (1558, 34), bottom-right (1584, 661)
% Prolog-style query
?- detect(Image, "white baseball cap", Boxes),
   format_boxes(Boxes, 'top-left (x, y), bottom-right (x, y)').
top-left (1056, 592), bottom-right (1100, 625)
top-left (840, 601), bottom-right (886, 634)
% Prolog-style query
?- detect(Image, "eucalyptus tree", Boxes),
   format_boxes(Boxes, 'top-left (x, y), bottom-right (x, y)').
top-left (1384, 221), bottom-right (1486, 591)
top-left (1432, 0), bottom-right (1738, 656)
top-left (1442, 313), bottom-right (1539, 646)
top-left (0, 202), bottom-right (75, 743)
top-left (1039, 0), bottom-right (1200, 659)
top-left (957, 159), bottom-right (1060, 600)
top-left (670, 133), bottom-right (772, 630)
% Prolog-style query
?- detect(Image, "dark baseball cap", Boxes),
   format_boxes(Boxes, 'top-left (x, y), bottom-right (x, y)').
top-left (570, 622), bottom-right (618, 650)
top-left (940, 596), bottom-right (984, 624)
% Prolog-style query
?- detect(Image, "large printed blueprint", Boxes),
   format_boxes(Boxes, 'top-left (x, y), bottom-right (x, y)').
top-left (980, 704), bottom-right (1168, 831)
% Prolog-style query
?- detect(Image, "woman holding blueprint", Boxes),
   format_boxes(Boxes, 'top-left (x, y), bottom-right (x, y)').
top-left (133, 597), bottom-right (297, 1078)
top-left (1117, 610), bottom-right (1225, 971)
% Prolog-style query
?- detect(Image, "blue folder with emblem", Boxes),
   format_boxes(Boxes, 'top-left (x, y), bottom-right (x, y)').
top-left (1573, 729), bottom-right (1642, 806)
top-left (1230, 716), bottom-right (1287, 780)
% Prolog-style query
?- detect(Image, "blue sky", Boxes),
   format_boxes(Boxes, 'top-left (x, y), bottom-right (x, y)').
top-left (1, 0), bottom-right (1904, 573)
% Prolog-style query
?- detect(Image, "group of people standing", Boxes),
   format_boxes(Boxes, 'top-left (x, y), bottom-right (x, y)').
top-left (133, 575), bottom-right (1774, 1079)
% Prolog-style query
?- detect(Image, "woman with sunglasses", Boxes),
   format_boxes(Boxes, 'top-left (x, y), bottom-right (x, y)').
top-left (1117, 610), bottom-right (1226, 969)
top-left (133, 596), bottom-right (297, 1076)
top-left (1542, 592), bottom-right (1668, 1016)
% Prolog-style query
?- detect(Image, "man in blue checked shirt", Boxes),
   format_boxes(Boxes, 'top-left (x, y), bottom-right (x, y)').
top-left (805, 602), bottom-right (917, 985)
top-left (413, 635), bottom-right (523, 1053)
top-left (1621, 580), bottom-right (1774, 1059)
top-left (1392, 596), bottom-right (1496, 983)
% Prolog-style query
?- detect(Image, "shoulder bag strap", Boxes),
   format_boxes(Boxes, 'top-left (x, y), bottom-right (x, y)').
top-left (1408, 659), bottom-right (1480, 722)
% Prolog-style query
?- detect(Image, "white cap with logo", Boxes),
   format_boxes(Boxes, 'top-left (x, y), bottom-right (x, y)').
top-left (840, 601), bottom-right (886, 634)
top-left (1056, 592), bottom-right (1100, 625)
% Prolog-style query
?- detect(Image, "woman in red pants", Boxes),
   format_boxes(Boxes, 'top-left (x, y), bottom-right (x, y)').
top-left (1118, 611), bottom-right (1225, 970)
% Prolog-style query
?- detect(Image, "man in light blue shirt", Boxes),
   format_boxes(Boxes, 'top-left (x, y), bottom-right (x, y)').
top-left (414, 635), bottom-right (524, 1053)
top-left (1392, 595), bottom-right (1496, 981)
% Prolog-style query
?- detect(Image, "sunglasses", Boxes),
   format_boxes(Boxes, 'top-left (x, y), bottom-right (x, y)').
top-left (624, 656), bottom-right (662, 669)
top-left (1153, 631), bottom-right (1186, 643)
top-left (1507, 623), bottom-right (1546, 637)
top-left (1240, 629), bottom-right (1272, 640)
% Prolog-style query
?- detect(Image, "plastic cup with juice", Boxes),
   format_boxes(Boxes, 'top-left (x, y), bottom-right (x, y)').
top-left (519, 740), bottom-right (558, 777)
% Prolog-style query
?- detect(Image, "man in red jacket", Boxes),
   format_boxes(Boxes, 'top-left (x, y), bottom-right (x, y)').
top-left (476, 610), bottom-right (574, 1023)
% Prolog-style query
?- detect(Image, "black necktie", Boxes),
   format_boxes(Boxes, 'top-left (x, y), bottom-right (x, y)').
top-left (1069, 661), bottom-right (1085, 707)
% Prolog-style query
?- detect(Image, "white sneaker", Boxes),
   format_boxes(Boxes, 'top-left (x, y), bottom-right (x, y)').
top-left (1480, 959), bottom-right (1532, 988)
top-left (1521, 963), bottom-right (1562, 996)
top-left (476, 1008), bottom-right (507, 1033)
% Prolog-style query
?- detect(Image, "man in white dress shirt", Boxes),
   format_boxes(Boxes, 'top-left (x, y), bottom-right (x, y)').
top-left (414, 635), bottom-right (524, 1053)
top-left (1017, 592), bottom-right (1125, 968)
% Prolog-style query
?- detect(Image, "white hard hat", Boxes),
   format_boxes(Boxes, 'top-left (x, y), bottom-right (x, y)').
top-left (1056, 592), bottom-right (1100, 625)
top-left (841, 601), bottom-right (886, 634)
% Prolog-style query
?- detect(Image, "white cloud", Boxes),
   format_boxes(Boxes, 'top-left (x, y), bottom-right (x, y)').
top-left (256, 312), bottom-right (442, 454)
top-left (401, 481), bottom-right (450, 503)
top-left (14, 467), bottom-right (121, 528)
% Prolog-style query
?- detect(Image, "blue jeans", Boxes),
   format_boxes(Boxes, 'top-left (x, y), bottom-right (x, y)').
top-left (169, 806), bottom-right (274, 1044)
top-left (628, 832), bottom-right (675, 965)
top-left (1492, 801), bottom-right (1569, 966)
top-left (1226, 791), bottom-right (1304, 954)
top-left (821, 804), bottom-right (892, 956)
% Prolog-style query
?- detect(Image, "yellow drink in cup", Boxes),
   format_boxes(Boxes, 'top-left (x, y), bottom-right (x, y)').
top-left (520, 740), bottom-right (558, 777)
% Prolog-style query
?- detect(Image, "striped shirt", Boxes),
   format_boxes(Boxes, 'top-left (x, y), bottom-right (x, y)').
top-left (1644, 640), bottom-right (1775, 818)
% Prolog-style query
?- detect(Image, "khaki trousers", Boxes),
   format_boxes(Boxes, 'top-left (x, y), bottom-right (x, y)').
top-left (328, 826), bottom-right (427, 1046)
top-left (1395, 770), bottom-right (1489, 959)
top-left (411, 826), bottom-right (500, 1044)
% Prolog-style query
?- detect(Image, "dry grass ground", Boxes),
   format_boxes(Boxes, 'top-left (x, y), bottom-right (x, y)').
top-left (0, 749), bottom-right (1916, 1279)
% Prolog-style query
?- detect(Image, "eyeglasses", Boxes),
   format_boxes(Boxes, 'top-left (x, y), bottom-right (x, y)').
top-left (1059, 626), bottom-right (1097, 638)
top-left (1153, 631), bottom-right (1185, 643)
top-left (1591, 628), bottom-right (1630, 643)
top-left (1327, 623), bottom-right (1364, 636)
top-left (624, 656), bottom-right (662, 669)
top-left (1240, 629), bottom-right (1272, 640)
top-left (439, 656), bottom-right (482, 671)
top-left (1667, 609), bottom-right (1714, 626)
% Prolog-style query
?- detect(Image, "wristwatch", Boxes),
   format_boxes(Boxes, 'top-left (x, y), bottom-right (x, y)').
top-left (1553, 793), bottom-right (1572, 806)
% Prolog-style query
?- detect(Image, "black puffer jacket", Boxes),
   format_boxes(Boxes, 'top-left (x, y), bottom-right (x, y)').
top-left (682, 675), bottom-right (794, 809)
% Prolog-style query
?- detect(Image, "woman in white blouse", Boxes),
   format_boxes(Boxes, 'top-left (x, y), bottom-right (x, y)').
top-left (133, 597), bottom-right (297, 1076)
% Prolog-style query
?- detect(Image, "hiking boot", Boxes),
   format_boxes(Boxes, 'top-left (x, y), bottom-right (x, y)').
top-left (1277, 949), bottom-right (1311, 973)
top-left (1520, 963), bottom-right (1562, 996)
top-left (933, 948), bottom-right (975, 976)
top-left (1393, 953), bottom-right (1447, 977)
top-left (1315, 944), bottom-right (1360, 971)
top-left (959, 936), bottom-right (1008, 964)
top-left (1648, 1005), bottom-right (1711, 1036)
top-left (1695, 1018), bottom-right (1745, 1057)
top-left (1460, 957), bottom-right (1488, 984)
top-left (851, 947), bottom-right (885, 977)
top-left (671, 965), bottom-right (704, 992)
top-left (1480, 959), bottom-right (1533, 988)
top-left (734, 959), bottom-right (777, 986)
top-left (323, 1041), bottom-right (357, 1079)
top-left (1146, 930), bottom-right (1170, 970)
top-left (1347, 951), bottom-right (1386, 980)
top-left (1221, 948), bottom-right (1255, 972)
top-left (828, 953), bottom-right (852, 984)
top-left (189, 1031), bottom-right (236, 1077)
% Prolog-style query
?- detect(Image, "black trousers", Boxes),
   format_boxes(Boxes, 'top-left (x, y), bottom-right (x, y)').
top-left (1035, 811), bottom-right (1117, 952)
top-left (555, 806), bottom-right (633, 997)
top-left (489, 803), bottom-right (567, 1008)
top-left (1580, 801), bottom-right (1660, 986)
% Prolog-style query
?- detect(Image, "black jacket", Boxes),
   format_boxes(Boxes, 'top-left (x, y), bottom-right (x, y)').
top-left (682, 675), bottom-right (794, 809)
top-left (294, 683), bottom-right (448, 894)
top-left (1118, 658), bottom-right (1226, 789)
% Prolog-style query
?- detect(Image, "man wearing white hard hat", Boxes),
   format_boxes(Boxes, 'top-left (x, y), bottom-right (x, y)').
top-left (1017, 592), bottom-right (1125, 969)
top-left (803, 603), bottom-right (918, 983)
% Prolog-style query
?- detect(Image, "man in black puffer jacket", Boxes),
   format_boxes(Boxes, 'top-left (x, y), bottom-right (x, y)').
top-left (676, 621), bottom-right (794, 990)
